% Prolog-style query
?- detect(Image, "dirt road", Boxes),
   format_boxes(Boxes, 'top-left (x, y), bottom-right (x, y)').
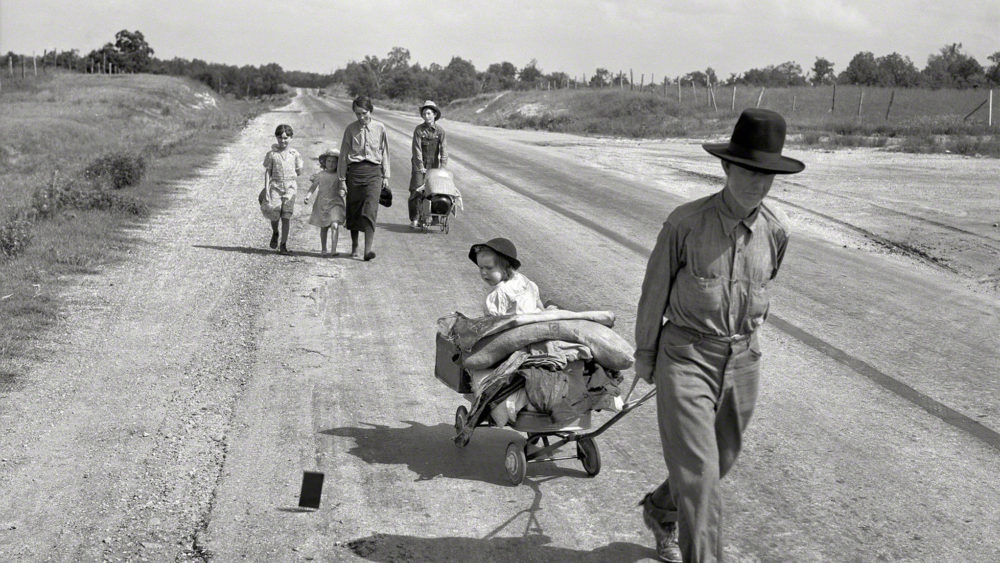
top-left (1, 89), bottom-right (998, 562)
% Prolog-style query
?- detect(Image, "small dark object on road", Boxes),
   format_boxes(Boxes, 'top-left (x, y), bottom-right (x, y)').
top-left (298, 471), bottom-right (324, 509)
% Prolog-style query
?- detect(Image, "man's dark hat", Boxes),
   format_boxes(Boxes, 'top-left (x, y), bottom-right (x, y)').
top-left (702, 108), bottom-right (804, 174)
top-left (419, 100), bottom-right (442, 120)
top-left (468, 237), bottom-right (520, 269)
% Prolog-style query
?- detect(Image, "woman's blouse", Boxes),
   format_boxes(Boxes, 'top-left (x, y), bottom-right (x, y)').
top-left (337, 120), bottom-right (390, 181)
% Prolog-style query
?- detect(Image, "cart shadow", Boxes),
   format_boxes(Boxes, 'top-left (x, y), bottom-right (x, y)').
top-left (193, 244), bottom-right (353, 259)
top-left (319, 421), bottom-right (586, 486)
top-left (340, 532), bottom-right (655, 562)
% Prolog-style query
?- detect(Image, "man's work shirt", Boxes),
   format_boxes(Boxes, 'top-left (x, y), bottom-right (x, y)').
top-left (337, 119), bottom-right (390, 180)
top-left (635, 189), bottom-right (790, 367)
top-left (411, 122), bottom-right (448, 171)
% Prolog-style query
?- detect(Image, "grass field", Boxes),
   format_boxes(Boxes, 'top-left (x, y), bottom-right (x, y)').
top-left (443, 85), bottom-right (999, 156)
top-left (0, 72), bottom-right (278, 378)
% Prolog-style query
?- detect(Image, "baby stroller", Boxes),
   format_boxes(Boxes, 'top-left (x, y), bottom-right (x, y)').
top-left (416, 169), bottom-right (461, 234)
top-left (434, 311), bottom-right (656, 485)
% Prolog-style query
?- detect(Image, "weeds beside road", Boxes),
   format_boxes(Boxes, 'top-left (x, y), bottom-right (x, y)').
top-left (0, 73), bottom-right (278, 381)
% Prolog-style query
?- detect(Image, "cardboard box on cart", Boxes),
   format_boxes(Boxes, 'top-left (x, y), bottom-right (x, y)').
top-left (435, 333), bottom-right (471, 393)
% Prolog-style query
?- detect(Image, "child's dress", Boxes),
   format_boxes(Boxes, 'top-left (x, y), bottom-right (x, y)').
top-left (263, 144), bottom-right (303, 218)
top-left (483, 271), bottom-right (544, 316)
top-left (308, 170), bottom-right (347, 227)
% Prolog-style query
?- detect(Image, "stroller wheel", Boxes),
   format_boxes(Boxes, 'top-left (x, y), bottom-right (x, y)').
top-left (453, 406), bottom-right (470, 448)
top-left (504, 441), bottom-right (527, 485)
top-left (577, 437), bottom-right (601, 477)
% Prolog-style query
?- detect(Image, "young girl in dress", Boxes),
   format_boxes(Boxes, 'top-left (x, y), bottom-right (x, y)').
top-left (262, 124), bottom-right (303, 255)
top-left (303, 149), bottom-right (345, 256)
top-left (468, 238), bottom-right (544, 316)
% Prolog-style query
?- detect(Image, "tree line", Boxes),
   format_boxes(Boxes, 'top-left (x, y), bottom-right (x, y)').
top-left (5, 30), bottom-right (334, 98)
top-left (340, 44), bottom-right (1000, 103)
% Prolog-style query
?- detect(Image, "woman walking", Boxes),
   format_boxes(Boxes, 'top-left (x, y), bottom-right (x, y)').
top-left (408, 100), bottom-right (448, 229)
top-left (337, 95), bottom-right (390, 261)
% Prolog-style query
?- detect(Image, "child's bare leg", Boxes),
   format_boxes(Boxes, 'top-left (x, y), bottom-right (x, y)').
top-left (331, 224), bottom-right (341, 255)
top-left (320, 226), bottom-right (329, 254)
top-left (280, 218), bottom-right (290, 245)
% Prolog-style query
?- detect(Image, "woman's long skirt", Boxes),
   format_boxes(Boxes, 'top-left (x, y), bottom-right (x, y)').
top-left (345, 161), bottom-right (382, 232)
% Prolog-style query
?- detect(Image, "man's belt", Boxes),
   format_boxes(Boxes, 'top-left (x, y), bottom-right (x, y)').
top-left (669, 322), bottom-right (752, 343)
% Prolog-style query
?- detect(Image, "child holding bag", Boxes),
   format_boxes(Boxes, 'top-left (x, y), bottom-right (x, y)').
top-left (260, 124), bottom-right (303, 255)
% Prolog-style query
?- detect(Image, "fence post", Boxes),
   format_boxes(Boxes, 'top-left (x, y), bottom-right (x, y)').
top-left (8, 55), bottom-right (12, 78)
top-left (792, 94), bottom-right (796, 113)
top-left (677, 81), bottom-right (681, 102)
top-left (630, 69), bottom-right (634, 90)
top-left (989, 89), bottom-right (994, 127)
top-left (731, 85), bottom-right (736, 112)
top-left (755, 87), bottom-right (765, 108)
top-left (21, 58), bottom-right (25, 79)
top-left (830, 83), bottom-right (836, 113)
top-left (640, 73), bottom-right (644, 91)
top-left (857, 88), bottom-right (864, 118)
top-left (885, 89), bottom-right (895, 121)
top-left (692, 81), bottom-right (697, 105)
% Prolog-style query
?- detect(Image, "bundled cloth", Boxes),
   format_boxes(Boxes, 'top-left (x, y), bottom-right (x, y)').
top-left (439, 310), bottom-right (634, 426)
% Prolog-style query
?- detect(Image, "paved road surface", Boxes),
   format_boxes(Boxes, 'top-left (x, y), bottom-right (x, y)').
top-left (1, 89), bottom-right (997, 562)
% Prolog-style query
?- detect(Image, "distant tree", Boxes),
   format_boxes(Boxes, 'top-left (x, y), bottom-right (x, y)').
top-left (810, 57), bottom-right (835, 85)
top-left (704, 67), bottom-right (718, 85)
top-left (435, 56), bottom-right (479, 100)
top-left (482, 61), bottom-right (518, 91)
top-left (875, 52), bottom-right (920, 87)
top-left (987, 51), bottom-right (1000, 86)
top-left (518, 59), bottom-right (543, 88)
top-left (589, 68), bottom-right (611, 88)
top-left (839, 51), bottom-right (879, 85)
top-left (546, 71), bottom-right (570, 88)
top-left (681, 70), bottom-right (707, 85)
top-left (113, 30), bottom-right (154, 72)
top-left (383, 47), bottom-right (411, 73)
top-left (921, 43), bottom-right (985, 88)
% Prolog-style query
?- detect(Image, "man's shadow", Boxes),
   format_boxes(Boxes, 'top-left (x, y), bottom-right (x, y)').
top-left (319, 421), bottom-right (585, 486)
top-left (339, 532), bottom-right (655, 562)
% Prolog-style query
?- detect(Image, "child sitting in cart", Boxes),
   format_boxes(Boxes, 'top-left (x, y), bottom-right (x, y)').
top-left (468, 238), bottom-right (544, 316)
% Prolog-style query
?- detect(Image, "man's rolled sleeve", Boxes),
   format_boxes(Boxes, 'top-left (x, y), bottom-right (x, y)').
top-left (635, 220), bottom-right (681, 379)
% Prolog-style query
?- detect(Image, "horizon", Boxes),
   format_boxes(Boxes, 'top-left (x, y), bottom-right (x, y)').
top-left (1, 1), bottom-right (997, 79)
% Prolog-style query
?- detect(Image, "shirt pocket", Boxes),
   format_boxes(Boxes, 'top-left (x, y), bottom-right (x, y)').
top-left (675, 270), bottom-right (725, 317)
top-left (746, 280), bottom-right (770, 326)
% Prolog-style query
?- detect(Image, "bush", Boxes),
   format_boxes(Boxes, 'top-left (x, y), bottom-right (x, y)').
top-left (83, 152), bottom-right (147, 189)
top-left (0, 216), bottom-right (33, 259)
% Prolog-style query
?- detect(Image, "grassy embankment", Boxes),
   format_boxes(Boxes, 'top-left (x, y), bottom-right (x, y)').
top-left (443, 86), bottom-right (999, 156)
top-left (0, 72), bottom-right (280, 382)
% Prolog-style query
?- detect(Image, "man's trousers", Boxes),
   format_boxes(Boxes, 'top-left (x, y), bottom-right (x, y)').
top-left (651, 322), bottom-right (761, 562)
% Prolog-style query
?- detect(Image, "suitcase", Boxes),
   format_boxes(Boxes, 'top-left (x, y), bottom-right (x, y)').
top-left (435, 333), bottom-right (471, 393)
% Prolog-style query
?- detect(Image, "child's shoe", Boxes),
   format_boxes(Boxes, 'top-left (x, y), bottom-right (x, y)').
top-left (279, 244), bottom-right (292, 256)
top-left (269, 232), bottom-right (279, 249)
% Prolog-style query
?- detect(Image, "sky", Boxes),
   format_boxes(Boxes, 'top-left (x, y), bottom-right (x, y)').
top-left (1, 0), bottom-right (997, 80)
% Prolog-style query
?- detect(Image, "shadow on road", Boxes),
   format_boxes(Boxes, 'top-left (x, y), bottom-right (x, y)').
top-left (340, 532), bottom-right (655, 562)
top-left (375, 222), bottom-right (432, 234)
top-left (193, 244), bottom-right (354, 259)
top-left (319, 420), bottom-right (587, 485)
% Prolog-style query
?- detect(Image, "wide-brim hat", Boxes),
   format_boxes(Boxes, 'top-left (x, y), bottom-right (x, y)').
top-left (317, 148), bottom-right (340, 163)
top-left (419, 100), bottom-right (442, 120)
top-left (702, 108), bottom-right (804, 174)
top-left (468, 237), bottom-right (520, 269)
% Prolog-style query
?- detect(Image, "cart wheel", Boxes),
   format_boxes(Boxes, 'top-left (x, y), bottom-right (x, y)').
top-left (577, 438), bottom-right (601, 477)
top-left (504, 441), bottom-right (527, 485)
top-left (453, 406), bottom-right (470, 448)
